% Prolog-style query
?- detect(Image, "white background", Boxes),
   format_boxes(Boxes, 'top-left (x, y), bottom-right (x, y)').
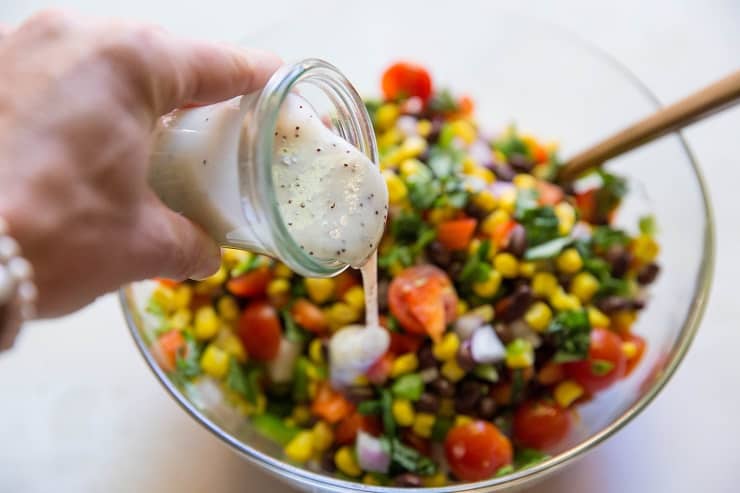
top-left (1, 1), bottom-right (738, 492)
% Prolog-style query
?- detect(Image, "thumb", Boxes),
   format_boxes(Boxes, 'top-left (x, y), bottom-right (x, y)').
top-left (142, 202), bottom-right (222, 281)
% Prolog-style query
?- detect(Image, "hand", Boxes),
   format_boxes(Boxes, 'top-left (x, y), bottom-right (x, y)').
top-left (0, 11), bottom-right (281, 317)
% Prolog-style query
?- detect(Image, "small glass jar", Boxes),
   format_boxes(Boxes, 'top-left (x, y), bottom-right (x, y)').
top-left (148, 59), bottom-right (378, 278)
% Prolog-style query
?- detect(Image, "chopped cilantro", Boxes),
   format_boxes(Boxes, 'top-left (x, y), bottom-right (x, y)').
top-left (514, 448), bottom-right (550, 469)
top-left (385, 437), bottom-right (437, 475)
top-left (226, 359), bottom-right (262, 405)
top-left (639, 214), bottom-right (657, 235)
top-left (591, 226), bottom-right (629, 250)
top-left (547, 309), bottom-right (592, 362)
top-left (524, 236), bottom-right (573, 260)
top-left (591, 359), bottom-right (615, 376)
top-left (516, 205), bottom-right (560, 246)
top-left (282, 309), bottom-right (308, 343)
top-left (459, 239), bottom-right (493, 283)
top-left (427, 89), bottom-right (459, 114)
top-left (594, 170), bottom-right (627, 220)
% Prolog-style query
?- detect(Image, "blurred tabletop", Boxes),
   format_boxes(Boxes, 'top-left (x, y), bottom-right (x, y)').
top-left (1, 1), bottom-right (739, 492)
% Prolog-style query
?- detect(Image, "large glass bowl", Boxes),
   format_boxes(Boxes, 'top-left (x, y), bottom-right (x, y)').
top-left (120, 5), bottom-right (714, 492)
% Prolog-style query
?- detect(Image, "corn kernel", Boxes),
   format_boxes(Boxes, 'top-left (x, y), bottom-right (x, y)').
top-left (309, 338), bottom-right (325, 364)
top-left (505, 339), bottom-right (534, 369)
top-left (554, 380), bottom-right (585, 408)
top-left (383, 170), bottom-right (408, 205)
top-left (172, 284), bottom-right (193, 310)
top-left (375, 103), bottom-right (399, 130)
top-left (306, 362), bottom-right (323, 381)
top-left (612, 310), bottom-right (637, 332)
top-left (433, 332), bottom-right (461, 362)
top-left (427, 207), bottom-right (456, 225)
top-left (499, 188), bottom-right (518, 214)
top-left (417, 119), bottom-right (432, 137)
top-left (194, 306), bottom-right (220, 340)
top-left (222, 247), bottom-right (250, 267)
top-left (556, 248), bottom-right (583, 274)
top-left (570, 272), bottom-right (600, 302)
top-left (412, 413), bottom-right (436, 438)
top-left (390, 353), bottom-right (419, 378)
top-left (200, 345), bottom-right (229, 379)
top-left (439, 398), bottom-right (455, 417)
top-left (400, 136), bottom-right (427, 159)
top-left (456, 300), bottom-right (469, 316)
top-left (450, 119), bottom-right (477, 144)
top-left (471, 304), bottom-right (495, 322)
top-left (388, 261), bottom-right (404, 277)
top-left (467, 238), bottom-right (482, 257)
top-left (378, 132), bottom-right (404, 160)
top-left (152, 285), bottom-right (176, 313)
top-left (631, 234), bottom-right (660, 264)
top-left (335, 446), bottom-right (362, 477)
top-left (311, 421), bottom-right (334, 452)
top-left (217, 296), bottom-right (240, 322)
top-left (327, 302), bottom-right (360, 329)
top-left (518, 261), bottom-right (536, 278)
top-left (462, 156), bottom-right (478, 173)
top-left (472, 190), bottom-right (497, 213)
top-left (441, 359), bottom-right (465, 382)
top-left (468, 166), bottom-right (495, 184)
top-left (532, 272), bottom-right (559, 297)
top-left (454, 415), bottom-right (474, 427)
top-left (290, 405), bottom-right (311, 426)
top-left (423, 472), bottom-right (448, 487)
top-left (267, 278), bottom-right (291, 298)
top-left (392, 399), bottom-right (416, 427)
top-left (305, 278), bottom-right (335, 304)
top-left (550, 288), bottom-right (582, 312)
top-left (271, 262), bottom-right (292, 279)
top-left (284, 431), bottom-right (314, 463)
top-left (622, 341), bottom-right (638, 359)
top-left (587, 306), bottom-right (611, 328)
top-left (513, 174), bottom-right (537, 190)
top-left (524, 302), bottom-right (553, 332)
top-left (363, 474), bottom-right (382, 486)
top-left (472, 269), bottom-right (502, 298)
top-left (554, 202), bottom-right (576, 235)
top-left (399, 158), bottom-right (424, 178)
top-left (343, 286), bottom-right (365, 311)
top-left (215, 330), bottom-right (246, 362)
top-left (168, 308), bottom-right (192, 330)
top-left (494, 253), bottom-right (519, 278)
top-left (201, 265), bottom-right (228, 287)
top-left (307, 381), bottom-right (319, 399)
top-left (481, 209), bottom-right (511, 236)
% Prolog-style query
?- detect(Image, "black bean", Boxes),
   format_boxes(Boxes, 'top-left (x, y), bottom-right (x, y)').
top-left (465, 201), bottom-right (490, 220)
top-left (637, 262), bottom-right (660, 285)
top-left (505, 224), bottom-right (527, 257)
top-left (488, 163), bottom-right (516, 182)
top-left (605, 245), bottom-right (631, 278)
top-left (596, 296), bottom-right (632, 314)
top-left (426, 241), bottom-right (453, 268)
top-left (455, 381), bottom-right (484, 414)
top-left (417, 342), bottom-right (437, 369)
top-left (431, 377), bottom-right (456, 398)
top-left (344, 385), bottom-right (375, 404)
top-left (456, 341), bottom-right (476, 372)
top-left (509, 153), bottom-right (534, 173)
top-left (427, 117), bottom-right (445, 142)
top-left (631, 298), bottom-right (646, 310)
top-left (415, 392), bottom-right (439, 413)
top-left (393, 473), bottom-right (422, 487)
top-left (495, 323), bottom-right (515, 344)
top-left (498, 284), bottom-right (533, 322)
top-left (447, 260), bottom-right (465, 279)
top-left (320, 448), bottom-right (337, 473)
top-left (477, 396), bottom-right (497, 420)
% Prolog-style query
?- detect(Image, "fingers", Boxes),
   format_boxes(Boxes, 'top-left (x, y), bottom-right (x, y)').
top-left (137, 198), bottom-right (222, 281)
top-left (106, 25), bottom-right (282, 120)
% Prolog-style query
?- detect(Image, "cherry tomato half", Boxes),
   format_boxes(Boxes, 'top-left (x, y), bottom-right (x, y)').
top-left (513, 400), bottom-right (572, 450)
top-left (291, 298), bottom-right (328, 334)
top-left (388, 265), bottom-right (457, 341)
top-left (381, 62), bottom-right (433, 102)
top-left (226, 266), bottom-right (272, 298)
top-left (444, 420), bottom-right (513, 481)
top-left (565, 328), bottom-right (627, 394)
top-left (237, 300), bottom-right (282, 361)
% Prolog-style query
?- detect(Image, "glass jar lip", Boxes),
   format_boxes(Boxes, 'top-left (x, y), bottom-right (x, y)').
top-left (241, 58), bottom-right (379, 277)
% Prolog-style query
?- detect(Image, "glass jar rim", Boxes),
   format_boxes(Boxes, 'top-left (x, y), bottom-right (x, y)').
top-left (239, 58), bottom-right (379, 277)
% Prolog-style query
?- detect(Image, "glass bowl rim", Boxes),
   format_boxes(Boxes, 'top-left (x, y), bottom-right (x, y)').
top-left (119, 16), bottom-right (715, 492)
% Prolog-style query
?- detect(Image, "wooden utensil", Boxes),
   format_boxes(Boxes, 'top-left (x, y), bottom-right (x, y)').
top-left (559, 70), bottom-right (740, 181)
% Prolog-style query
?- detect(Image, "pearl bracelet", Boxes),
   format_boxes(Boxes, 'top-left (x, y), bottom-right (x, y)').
top-left (0, 216), bottom-right (37, 349)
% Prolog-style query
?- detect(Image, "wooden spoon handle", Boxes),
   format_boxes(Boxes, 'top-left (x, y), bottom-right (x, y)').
top-left (559, 70), bottom-right (740, 181)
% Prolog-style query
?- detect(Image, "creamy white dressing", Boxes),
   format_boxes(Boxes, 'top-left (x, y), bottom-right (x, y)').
top-left (271, 95), bottom-right (388, 268)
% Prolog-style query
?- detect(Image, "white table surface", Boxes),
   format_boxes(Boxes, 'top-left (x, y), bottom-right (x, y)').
top-left (1, 1), bottom-right (739, 492)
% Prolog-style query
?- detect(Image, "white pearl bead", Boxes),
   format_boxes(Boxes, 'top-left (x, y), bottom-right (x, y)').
top-left (0, 265), bottom-right (14, 303)
top-left (0, 216), bottom-right (7, 235)
top-left (18, 280), bottom-right (37, 303)
top-left (8, 257), bottom-right (33, 281)
top-left (0, 235), bottom-right (19, 263)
